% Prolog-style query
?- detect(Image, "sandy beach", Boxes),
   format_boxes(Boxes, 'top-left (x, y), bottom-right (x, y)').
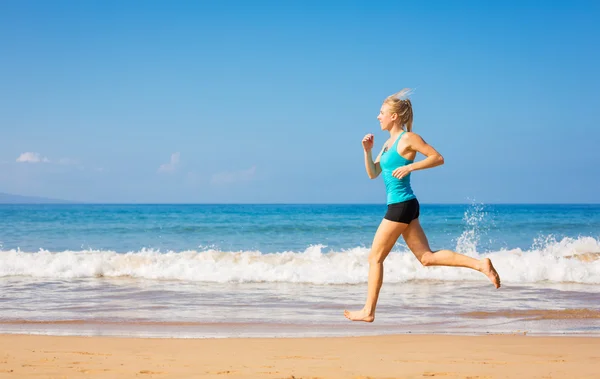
top-left (0, 334), bottom-right (598, 379)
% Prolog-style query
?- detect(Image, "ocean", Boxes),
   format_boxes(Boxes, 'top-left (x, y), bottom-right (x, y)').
top-left (0, 203), bottom-right (598, 338)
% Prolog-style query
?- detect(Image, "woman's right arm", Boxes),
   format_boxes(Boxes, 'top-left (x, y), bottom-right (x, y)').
top-left (362, 134), bottom-right (383, 179)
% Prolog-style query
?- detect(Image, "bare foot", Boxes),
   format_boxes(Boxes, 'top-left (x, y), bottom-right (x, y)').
top-left (481, 258), bottom-right (501, 288)
top-left (344, 309), bottom-right (375, 322)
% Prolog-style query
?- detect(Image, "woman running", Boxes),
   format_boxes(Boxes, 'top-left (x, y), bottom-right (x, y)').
top-left (344, 89), bottom-right (501, 323)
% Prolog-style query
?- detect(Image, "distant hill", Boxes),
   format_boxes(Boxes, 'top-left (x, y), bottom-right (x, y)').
top-left (0, 192), bottom-right (74, 204)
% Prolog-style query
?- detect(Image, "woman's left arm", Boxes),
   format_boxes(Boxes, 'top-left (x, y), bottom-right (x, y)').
top-left (392, 132), bottom-right (444, 179)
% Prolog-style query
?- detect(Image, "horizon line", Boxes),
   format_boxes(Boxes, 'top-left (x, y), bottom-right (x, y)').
top-left (1, 202), bottom-right (599, 206)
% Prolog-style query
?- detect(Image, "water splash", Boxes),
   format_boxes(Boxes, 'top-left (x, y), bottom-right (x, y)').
top-left (455, 200), bottom-right (491, 255)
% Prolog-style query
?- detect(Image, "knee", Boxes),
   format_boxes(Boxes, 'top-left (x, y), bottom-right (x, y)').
top-left (420, 251), bottom-right (435, 267)
top-left (368, 250), bottom-right (386, 265)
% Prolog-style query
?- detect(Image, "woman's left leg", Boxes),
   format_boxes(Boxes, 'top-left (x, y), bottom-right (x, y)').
top-left (402, 218), bottom-right (501, 288)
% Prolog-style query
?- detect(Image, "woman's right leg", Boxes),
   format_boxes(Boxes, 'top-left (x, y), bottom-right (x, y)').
top-left (344, 218), bottom-right (408, 322)
top-left (402, 218), bottom-right (501, 288)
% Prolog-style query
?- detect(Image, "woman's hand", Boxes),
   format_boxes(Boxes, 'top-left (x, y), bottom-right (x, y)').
top-left (392, 164), bottom-right (414, 179)
top-left (362, 134), bottom-right (374, 152)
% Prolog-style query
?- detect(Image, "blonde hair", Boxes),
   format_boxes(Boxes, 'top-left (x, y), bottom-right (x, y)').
top-left (384, 88), bottom-right (414, 132)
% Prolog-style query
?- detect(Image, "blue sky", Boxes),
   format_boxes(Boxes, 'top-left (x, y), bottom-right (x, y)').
top-left (1, 0), bottom-right (598, 203)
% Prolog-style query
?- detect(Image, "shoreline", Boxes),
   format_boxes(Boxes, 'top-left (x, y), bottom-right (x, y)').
top-left (2, 330), bottom-right (600, 339)
top-left (1, 333), bottom-right (598, 378)
top-left (1, 329), bottom-right (599, 339)
top-left (1, 320), bottom-right (598, 339)
top-left (1, 306), bottom-right (599, 339)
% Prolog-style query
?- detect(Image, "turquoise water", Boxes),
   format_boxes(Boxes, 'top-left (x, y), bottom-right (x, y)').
top-left (0, 203), bottom-right (599, 337)
top-left (1, 203), bottom-right (599, 253)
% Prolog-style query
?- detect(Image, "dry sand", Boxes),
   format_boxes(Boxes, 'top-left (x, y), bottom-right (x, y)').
top-left (0, 333), bottom-right (598, 378)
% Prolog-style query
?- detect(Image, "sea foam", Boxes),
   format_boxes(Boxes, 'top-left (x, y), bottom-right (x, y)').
top-left (1, 236), bottom-right (599, 284)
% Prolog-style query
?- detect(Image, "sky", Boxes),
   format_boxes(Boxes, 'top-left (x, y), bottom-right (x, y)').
top-left (0, 0), bottom-right (598, 204)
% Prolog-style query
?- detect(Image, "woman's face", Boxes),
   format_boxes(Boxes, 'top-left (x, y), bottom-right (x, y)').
top-left (377, 102), bottom-right (397, 131)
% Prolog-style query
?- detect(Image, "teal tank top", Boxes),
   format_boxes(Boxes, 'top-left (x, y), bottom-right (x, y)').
top-left (379, 131), bottom-right (416, 205)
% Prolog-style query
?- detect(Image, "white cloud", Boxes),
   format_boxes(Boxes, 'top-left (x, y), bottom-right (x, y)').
top-left (158, 152), bottom-right (180, 173)
top-left (211, 166), bottom-right (257, 185)
top-left (16, 152), bottom-right (49, 163)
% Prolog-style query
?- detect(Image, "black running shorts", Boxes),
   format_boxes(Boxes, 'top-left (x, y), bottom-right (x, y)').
top-left (384, 198), bottom-right (420, 224)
